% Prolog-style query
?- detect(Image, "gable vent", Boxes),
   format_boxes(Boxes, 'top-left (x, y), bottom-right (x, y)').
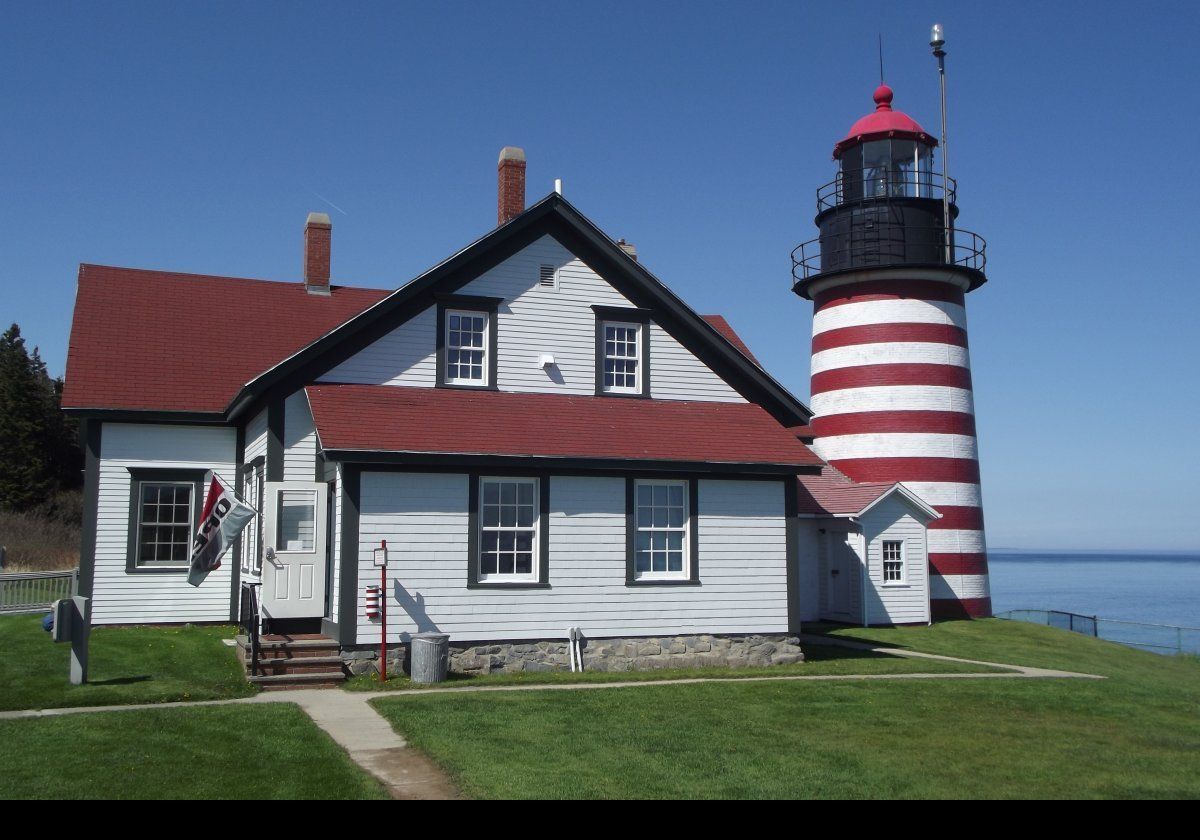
top-left (538, 264), bottom-right (557, 288)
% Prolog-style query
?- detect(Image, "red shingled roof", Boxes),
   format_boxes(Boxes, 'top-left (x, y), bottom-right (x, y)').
top-left (62, 265), bottom-right (391, 413)
top-left (796, 465), bottom-right (898, 515)
top-left (62, 267), bottom-right (768, 416)
top-left (306, 384), bottom-right (822, 467)
top-left (701, 315), bottom-right (760, 366)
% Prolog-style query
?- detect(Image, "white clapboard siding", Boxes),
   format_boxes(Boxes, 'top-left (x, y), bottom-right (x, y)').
top-left (315, 235), bottom-right (748, 403)
top-left (459, 235), bottom-right (630, 395)
top-left (244, 408), bottom-right (268, 464)
top-left (648, 324), bottom-right (745, 402)
top-left (859, 495), bottom-right (930, 625)
top-left (353, 473), bottom-right (788, 643)
top-left (92, 423), bottom-right (237, 625)
top-left (318, 306), bottom-right (437, 386)
top-left (283, 391), bottom-right (317, 482)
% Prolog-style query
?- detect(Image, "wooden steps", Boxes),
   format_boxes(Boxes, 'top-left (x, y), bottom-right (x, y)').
top-left (237, 633), bottom-right (347, 690)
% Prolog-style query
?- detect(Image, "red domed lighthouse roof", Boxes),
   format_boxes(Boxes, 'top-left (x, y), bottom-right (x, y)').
top-left (833, 85), bottom-right (937, 159)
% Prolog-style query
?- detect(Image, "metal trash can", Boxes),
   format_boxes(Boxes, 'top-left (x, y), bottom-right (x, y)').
top-left (410, 632), bottom-right (450, 684)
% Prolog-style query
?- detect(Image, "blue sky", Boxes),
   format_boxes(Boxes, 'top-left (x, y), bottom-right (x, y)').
top-left (2, 3), bottom-right (1197, 551)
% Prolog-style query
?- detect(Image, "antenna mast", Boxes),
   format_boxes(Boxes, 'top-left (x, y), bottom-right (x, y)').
top-left (930, 23), bottom-right (950, 263)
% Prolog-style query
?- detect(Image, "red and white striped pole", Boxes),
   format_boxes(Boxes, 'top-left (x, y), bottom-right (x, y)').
top-left (809, 277), bottom-right (991, 618)
top-left (380, 540), bottom-right (388, 682)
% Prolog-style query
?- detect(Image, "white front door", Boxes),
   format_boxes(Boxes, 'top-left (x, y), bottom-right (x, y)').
top-left (828, 532), bottom-right (854, 617)
top-left (261, 481), bottom-right (329, 620)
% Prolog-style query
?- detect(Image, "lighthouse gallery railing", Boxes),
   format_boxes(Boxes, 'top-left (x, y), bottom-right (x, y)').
top-left (791, 226), bottom-right (987, 284)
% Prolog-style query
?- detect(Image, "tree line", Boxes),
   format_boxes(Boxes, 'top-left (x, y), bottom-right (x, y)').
top-left (0, 323), bottom-right (81, 512)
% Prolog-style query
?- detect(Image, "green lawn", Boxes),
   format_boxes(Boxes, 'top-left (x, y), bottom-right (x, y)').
top-left (345, 642), bottom-right (1005, 692)
top-left (372, 620), bottom-right (1200, 799)
top-left (0, 704), bottom-right (387, 799)
top-left (0, 614), bottom-right (255, 711)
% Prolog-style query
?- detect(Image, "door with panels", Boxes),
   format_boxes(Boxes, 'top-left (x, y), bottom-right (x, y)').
top-left (261, 482), bottom-right (329, 620)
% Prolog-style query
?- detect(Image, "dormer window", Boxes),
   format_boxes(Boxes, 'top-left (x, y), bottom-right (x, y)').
top-left (445, 310), bottom-right (489, 385)
top-left (436, 295), bottom-right (501, 390)
top-left (593, 305), bottom-right (651, 397)
top-left (602, 322), bottom-right (641, 393)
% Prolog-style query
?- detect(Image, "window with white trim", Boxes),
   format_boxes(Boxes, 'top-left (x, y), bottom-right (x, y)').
top-left (444, 310), bottom-right (489, 385)
top-left (602, 321), bottom-right (641, 393)
top-left (633, 480), bottom-right (688, 580)
top-left (478, 478), bottom-right (539, 581)
top-left (136, 481), bottom-right (195, 567)
top-left (882, 540), bottom-right (905, 583)
top-left (240, 466), bottom-right (261, 574)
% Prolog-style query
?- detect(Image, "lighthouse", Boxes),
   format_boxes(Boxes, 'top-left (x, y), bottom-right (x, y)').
top-left (791, 76), bottom-right (992, 619)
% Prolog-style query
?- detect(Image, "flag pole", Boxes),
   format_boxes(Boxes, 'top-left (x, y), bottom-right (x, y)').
top-left (931, 23), bottom-right (951, 264)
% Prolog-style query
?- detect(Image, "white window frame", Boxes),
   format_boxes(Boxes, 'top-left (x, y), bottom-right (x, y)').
top-left (477, 476), bottom-right (540, 583)
top-left (632, 479), bottom-right (690, 581)
top-left (881, 539), bottom-right (907, 585)
top-left (444, 309), bottom-right (490, 386)
top-left (135, 480), bottom-right (196, 569)
top-left (601, 321), bottom-right (642, 394)
top-left (241, 463), bottom-right (264, 575)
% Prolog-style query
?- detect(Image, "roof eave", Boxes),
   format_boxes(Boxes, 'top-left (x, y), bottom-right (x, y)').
top-left (321, 447), bottom-right (821, 475)
top-left (855, 483), bottom-right (942, 521)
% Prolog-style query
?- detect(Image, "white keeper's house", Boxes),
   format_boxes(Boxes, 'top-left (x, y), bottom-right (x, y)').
top-left (62, 84), bottom-right (993, 679)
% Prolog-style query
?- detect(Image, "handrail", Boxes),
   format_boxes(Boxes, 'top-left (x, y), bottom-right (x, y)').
top-left (817, 168), bottom-right (957, 213)
top-left (240, 581), bottom-right (262, 676)
top-left (791, 226), bottom-right (987, 284)
top-left (0, 569), bottom-right (78, 614)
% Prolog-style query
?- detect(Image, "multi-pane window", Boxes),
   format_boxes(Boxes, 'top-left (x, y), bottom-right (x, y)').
top-left (634, 480), bottom-right (687, 579)
top-left (882, 540), bottom-right (905, 583)
top-left (479, 478), bottom-right (538, 580)
top-left (136, 482), bottom-right (195, 566)
top-left (241, 464), bottom-right (263, 574)
top-left (445, 310), bottom-right (488, 385)
top-left (602, 322), bottom-right (641, 393)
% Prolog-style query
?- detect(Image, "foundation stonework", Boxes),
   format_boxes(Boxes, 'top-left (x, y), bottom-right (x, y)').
top-left (343, 634), bottom-right (805, 677)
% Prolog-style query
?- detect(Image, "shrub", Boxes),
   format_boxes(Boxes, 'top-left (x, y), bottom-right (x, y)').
top-left (0, 490), bottom-right (80, 571)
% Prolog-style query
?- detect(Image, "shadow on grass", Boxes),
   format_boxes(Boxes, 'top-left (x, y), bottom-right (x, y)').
top-left (88, 675), bottom-right (152, 686)
top-left (799, 644), bottom-right (903, 663)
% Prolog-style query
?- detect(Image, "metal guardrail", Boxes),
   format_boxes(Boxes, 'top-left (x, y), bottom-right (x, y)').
top-left (240, 581), bottom-right (262, 676)
top-left (816, 169), bottom-right (957, 213)
top-left (0, 570), bottom-right (78, 614)
top-left (997, 609), bottom-right (1200, 656)
top-left (791, 226), bottom-right (987, 283)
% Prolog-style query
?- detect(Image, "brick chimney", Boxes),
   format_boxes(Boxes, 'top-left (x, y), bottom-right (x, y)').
top-left (617, 239), bottom-right (638, 262)
top-left (304, 212), bottom-right (332, 295)
top-left (497, 146), bottom-right (526, 225)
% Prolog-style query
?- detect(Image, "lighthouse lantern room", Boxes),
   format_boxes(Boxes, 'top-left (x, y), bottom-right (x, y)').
top-left (793, 57), bottom-right (993, 619)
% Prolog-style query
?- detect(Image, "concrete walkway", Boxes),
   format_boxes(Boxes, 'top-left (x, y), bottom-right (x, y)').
top-left (267, 689), bottom-right (460, 800)
top-left (0, 641), bottom-right (1101, 799)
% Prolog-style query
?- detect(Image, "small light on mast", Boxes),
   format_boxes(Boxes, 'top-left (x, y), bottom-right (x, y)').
top-left (930, 23), bottom-right (945, 52)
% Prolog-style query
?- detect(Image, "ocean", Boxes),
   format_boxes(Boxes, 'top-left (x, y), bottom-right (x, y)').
top-left (989, 551), bottom-right (1200, 629)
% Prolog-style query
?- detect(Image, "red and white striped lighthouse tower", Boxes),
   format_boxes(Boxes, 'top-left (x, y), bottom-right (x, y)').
top-left (792, 81), bottom-right (992, 618)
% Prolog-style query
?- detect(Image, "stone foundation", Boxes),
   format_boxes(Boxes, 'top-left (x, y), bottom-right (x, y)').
top-left (343, 634), bottom-right (804, 676)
